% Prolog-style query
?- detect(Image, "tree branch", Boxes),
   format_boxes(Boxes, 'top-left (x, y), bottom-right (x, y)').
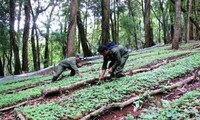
top-left (80, 73), bottom-right (196, 120)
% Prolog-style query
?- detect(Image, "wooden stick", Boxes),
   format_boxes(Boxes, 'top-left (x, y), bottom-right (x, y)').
top-left (15, 110), bottom-right (27, 120)
top-left (80, 74), bottom-right (195, 120)
top-left (42, 78), bottom-right (99, 96)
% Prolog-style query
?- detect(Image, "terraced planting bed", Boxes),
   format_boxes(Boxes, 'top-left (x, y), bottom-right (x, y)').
top-left (0, 41), bottom-right (200, 120)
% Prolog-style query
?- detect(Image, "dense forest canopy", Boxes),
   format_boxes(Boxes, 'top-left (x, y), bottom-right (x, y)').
top-left (0, 0), bottom-right (199, 76)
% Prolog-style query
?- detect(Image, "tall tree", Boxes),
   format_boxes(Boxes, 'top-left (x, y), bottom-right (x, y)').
top-left (67, 0), bottom-right (78, 57)
top-left (30, 0), bottom-right (51, 70)
top-left (144, 0), bottom-right (154, 48)
top-left (101, 0), bottom-right (110, 45)
top-left (0, 57), bottom-right (4, 77)
top-left (17, 0), bottom-right (22, 43)
top-left (128, 0), bottom-right (138, 49)
top-left (158, 0), bottom-right (167, 44)
top-left (170, 0), bottom-right (200, 31)
top-left (43, 1), bottom-right (57, 68)
top-left (185, 0), bottom-right (192, 41)
top-left (172, 0), bottom-right (181, 49)
top-left (77, 11), bottom-right (93, 57)
top-left (110, 0), bottom-right (118, 43)
top-left (22, 0), bottom-right (31, 71)
top-left (9, 0), bottom-right (21, 74)
top-left (169, 2), bottom-right (174, 43)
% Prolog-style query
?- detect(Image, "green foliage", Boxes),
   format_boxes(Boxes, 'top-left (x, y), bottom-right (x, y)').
top-left (125, 114), bottom-right (134, 120)
top-left (0, 75), bottom-right (46, 86)
top-left (0, 75), bottom-right (51, 93)
top-left (18, 52), bottom-right (200, 119)
top-left (0, 43), bottom-right (200, 119)
top-left (139, 88), bottom-right (200, 119)
top-left (0, 72), bottom-right (97, 108)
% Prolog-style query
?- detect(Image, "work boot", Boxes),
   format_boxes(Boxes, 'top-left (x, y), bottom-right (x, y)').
top-left (51, 76), bottom-right (58, 82)
top-left (106, 76), bottom-right (112, 82)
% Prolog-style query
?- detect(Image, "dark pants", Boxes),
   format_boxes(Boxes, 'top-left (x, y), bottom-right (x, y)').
top-left (53, 65), bottom-right (75, 79)
top-left (112, 53), bottom-right (129, 76)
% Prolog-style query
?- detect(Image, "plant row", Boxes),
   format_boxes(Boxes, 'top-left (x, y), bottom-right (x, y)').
top-left (0, 46), bottom-right (181, 93)
top-left (0, 42), bottom-right (195, 93)
top-left (0, 49), bottom-right (195, 108)
top-left (139, 87), bottom-right (200, 119)
top-left (0, 76), bottom-right (51, 93)
top-left (16, 52), bottom-right (200, 120)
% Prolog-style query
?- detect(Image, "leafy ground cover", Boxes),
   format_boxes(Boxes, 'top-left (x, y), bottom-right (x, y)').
top-left (139, 88), bottom-right (200, 119)
top-left (0, 41), bottom-right (200, 120)
top-left (0, 75), bottom-right (46, 86)
top-left (0, 47), bottom-right (194, 109)
top-left (0, 72), bottom-right (98, 108)
top-left (0, 75), bottom-right (51, 94)
top-left (16, 52), bottom-right (200, 119)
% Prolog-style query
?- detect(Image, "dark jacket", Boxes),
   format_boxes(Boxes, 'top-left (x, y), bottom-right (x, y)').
top-left (102, 45), bottom-right (128, 71)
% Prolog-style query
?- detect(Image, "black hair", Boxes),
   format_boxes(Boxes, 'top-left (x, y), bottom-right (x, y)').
top-left (97, 45), bottom-right (108, 53)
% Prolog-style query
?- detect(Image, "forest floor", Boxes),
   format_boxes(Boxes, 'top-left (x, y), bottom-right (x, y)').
top-left (1, 41), bottom-right (200, 120)
top-left (96, 70), bottom-right (200, 120)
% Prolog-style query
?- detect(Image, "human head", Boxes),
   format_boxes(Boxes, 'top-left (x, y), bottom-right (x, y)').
top-left (76, 54), bottom-right (84, 62)
top-left (97, 45), bottom-right (109, 57)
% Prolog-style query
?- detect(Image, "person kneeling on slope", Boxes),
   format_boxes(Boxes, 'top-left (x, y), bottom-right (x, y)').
top-left (98, 42), bottom-right (129, 80)
top-left (51, 54), bottom-right (84, 82)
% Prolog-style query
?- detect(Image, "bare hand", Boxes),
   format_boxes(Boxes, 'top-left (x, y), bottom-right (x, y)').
top-left (79, 73), bottom-right (83, 76)
top-left (99, 76), bottom-right (104, 80)
top-left (108, 67), bottom-right (113, 73)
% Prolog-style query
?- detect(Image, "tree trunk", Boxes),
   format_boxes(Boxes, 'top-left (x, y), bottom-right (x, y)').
top-left (62, 16), bottom-right (68, 58)
top-left (67, 0), bottom-right (78, 57)
top-left (16, 0), bottom-right (22, 44)
top-left (110, 12), bottom-right (115, 43)
top-left (5, 51), bottom-right (12, 75)
top-left (169, 4), bottom-right (174, 43)
top-left (159, 0), bottom-right (167, 44)
top-left (127, 0), bottom-right (138, 49)
top-left (170, 0), bottom-right (200, 31)
top-left (158, 22), bottom-right (161, 43)
top-left (30, 5), bottom-right (39, 71)
top-left (144, 0), bottom-right (153, 48)
top-left (36, 27), bottom-right (41, 69)
top-left (30, 25), bottom-right (38, 71)
top-left (172, 0), bottom-right (181, 49)
top-left (77, 12), bottom-right (93, 57)
top-left (9, 0), bottom-right (21, 75)
top-left (116, 1), bottom-right (120, 43)
top-left (192, 0), bottom-right (197, 40)
top-left (17, 0), bottom-right (22, 33)
top-left (113, 0), bottom-right (117, 43)
top-left (30, 1), bottom-right (51, 70)
top-left (44, 2), bottom-right (56, 67)
top-left (185, 0), bottom-right (192, 41)
top-left (101, 0), bottom-right (110, 45)
top-left (22, 0), bottom-right (31, 72)
top-left (0, 57), bottom-right (4, 77)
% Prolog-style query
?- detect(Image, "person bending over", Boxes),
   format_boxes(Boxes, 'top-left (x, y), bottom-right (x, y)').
top-left (98, 42), bottom-right (129, 80)
top-left (51, 54), bottom-right (84, 82)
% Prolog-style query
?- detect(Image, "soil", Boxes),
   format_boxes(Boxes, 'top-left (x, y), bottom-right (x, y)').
top-left (8, 68), bottom-right (198, 120)
top-left (95, 69), bottom-right (200, 120)
top-left (1, 42), bottom-right (200, 120)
